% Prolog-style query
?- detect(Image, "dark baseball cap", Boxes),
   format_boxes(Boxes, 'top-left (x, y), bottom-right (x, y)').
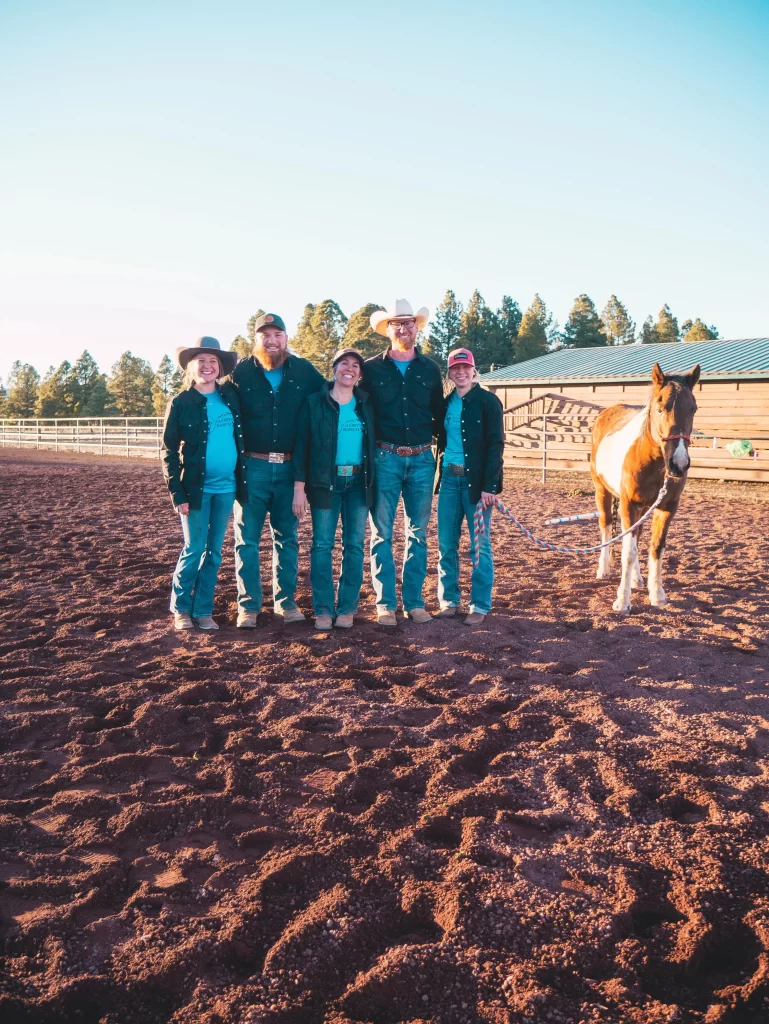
top-left (253, 313), bottom-right (287, 333)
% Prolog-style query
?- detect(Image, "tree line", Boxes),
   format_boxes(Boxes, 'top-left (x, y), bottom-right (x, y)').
top-left (0, 292), bottom-right (719, 418)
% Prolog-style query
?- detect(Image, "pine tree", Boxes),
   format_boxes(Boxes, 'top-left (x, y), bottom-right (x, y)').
top-left (639, 316), bottom-right (656, 344)
top-left (428, 290), bottom-right (463, 364)
top-left (653, 304), bottom-right (680, 344)
top-left (516, 295), bottom-right (553, 362)
top-left (343, 303), bottom-right (385, 359)
top-left (0, 376), bottom-right (7, 416)
top-left (292, 300), bottom-right (348, 377)
top-left (497, 295), bottom-right (522, 365)
top-left (152, 355), bottom-right (182, 415)
top-left (107, 352), bottom-right (155, 416)
top-left (6, 361), bottom-right (41, 417)
top-left (562, 294), bottom-right (606, 348)
top-left (36, 360), bottom-right (78, 417)
top-left (230, 335), bottom-right (252, 360)
top-left (246, 309), bottom-right (267, 346)
top-left (681, 318), bottom-right (718, 342)
top-left (72, 351), bottom-right (109, 415)
top-left (601, 295), bottom-right (636, 345)
top-left (457, 290), bottom-right (511, 373)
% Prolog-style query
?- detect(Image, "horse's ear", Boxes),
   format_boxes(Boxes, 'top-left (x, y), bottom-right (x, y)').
top-left (686, 364), bottom-right (701, 389)
top-left (651, 363), bottom-right (665, 387)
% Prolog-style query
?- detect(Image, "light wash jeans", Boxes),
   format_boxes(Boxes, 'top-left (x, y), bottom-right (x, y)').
top-left (233, 459), bottom-right (299, 614)
top-left (310, 474), bottom-right (369, 618)
top-left (369, 447), bottom-right (435, 613)
top-left (170, 491), bottom-right (235, 618)
top-left (437, 472), bottom-right (493, 615)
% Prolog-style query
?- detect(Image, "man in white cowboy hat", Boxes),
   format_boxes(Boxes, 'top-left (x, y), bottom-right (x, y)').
top-left (364, 299), bottom-right (443, 625)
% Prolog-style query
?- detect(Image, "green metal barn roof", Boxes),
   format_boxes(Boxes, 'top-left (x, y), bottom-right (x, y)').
top-left (480, 337), bottom-right (769, 385)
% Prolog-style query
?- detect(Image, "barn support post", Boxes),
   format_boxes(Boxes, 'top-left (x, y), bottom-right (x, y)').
top-left (542, 414), bottom-right (548, 483)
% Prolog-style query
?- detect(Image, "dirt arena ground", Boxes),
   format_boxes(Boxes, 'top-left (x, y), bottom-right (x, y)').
top-left (1, 448), bottom-right (768, 1024)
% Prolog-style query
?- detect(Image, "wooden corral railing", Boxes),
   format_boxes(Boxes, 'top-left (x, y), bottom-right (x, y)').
top-left (500, 395), bottom-right (769, 483)
top-left (0, 418), bottom-right (164, 458)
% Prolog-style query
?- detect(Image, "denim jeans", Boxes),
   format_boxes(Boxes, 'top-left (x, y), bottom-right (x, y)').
top-left (369, 447), bottom-right (435, 612)
top-left (233, 458), bottom-right (299, 613)
top-left (310, 474), bottom-right (369, 617)
top-left (437, 472), bottom-right (493, 615)
top-left (170, 491), bottom-right (235, 618)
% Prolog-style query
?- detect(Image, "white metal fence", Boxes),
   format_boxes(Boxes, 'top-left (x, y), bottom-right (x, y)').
top-left (0, 418), bottom-right (163, 458)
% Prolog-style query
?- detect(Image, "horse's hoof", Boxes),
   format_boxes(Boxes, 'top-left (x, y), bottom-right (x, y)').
top-left (631, 577), bottom-right (645, 590)
top-left (596, 568), bottom-right (610, 580)
top-left (612, 599), bottom-right (631, 614)
top-left (649, 594), bottom-right (668, 608)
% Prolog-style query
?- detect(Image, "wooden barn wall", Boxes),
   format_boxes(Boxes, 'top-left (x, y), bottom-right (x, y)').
top-left (485, 379), bottom-right (769, 435)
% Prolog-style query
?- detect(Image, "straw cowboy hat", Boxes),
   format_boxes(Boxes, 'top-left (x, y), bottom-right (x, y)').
top-left (175, 336), bottom-right (238, 376)
top-left (370, 299), bottom-right (430, 337)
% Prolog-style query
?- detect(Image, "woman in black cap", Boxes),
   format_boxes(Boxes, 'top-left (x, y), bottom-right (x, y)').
top-left (161, 337), bottom-right (247, 630)
top-left (293, 348), bottom-right (375, 630)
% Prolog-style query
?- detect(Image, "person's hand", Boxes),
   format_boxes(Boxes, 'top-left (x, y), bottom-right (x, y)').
top-left (480, 491), bottom-right (496, 509)
top-left (175, 503), bottom-right (190, 516)
top-left (292, 486), bottom-right (308, 517)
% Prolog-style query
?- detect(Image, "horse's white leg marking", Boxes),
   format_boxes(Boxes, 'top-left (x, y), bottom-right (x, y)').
top-left (631, 541), bottom-right (644, 589)
top-left (672, 439), bottom-right (688, 473)
top-left (596, 526), bottom-right (613, 579)
top-left (648, 552), bottom-right (667, 607)
top-left (612, 533), bottom-right (636, 613)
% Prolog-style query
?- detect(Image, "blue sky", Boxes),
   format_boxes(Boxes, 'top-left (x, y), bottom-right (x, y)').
top-left (1, 0), bottom-right (768, 382)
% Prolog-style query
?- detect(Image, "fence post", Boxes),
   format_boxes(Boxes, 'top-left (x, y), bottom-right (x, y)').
top-left (75, 419), bottom-right (80, 453)
top-left (125, 418), bottom-right (129, 457)
top-left (100, 419), bottom-right (104, 456)
top-left (542, 414), bottom-right (548, 483)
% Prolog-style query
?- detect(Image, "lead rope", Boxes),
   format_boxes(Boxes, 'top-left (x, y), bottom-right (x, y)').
top-left (471, 478), bottom-right (671, 568)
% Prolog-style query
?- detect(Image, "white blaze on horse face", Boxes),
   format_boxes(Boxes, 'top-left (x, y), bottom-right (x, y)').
top-left (672, 439), bottom-right (689, 472)
top-left (595, 408), bottom-right (647, 497)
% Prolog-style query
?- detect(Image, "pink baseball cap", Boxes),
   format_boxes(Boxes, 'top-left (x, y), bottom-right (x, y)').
top-left (447, 348), bottom-right (475, 369)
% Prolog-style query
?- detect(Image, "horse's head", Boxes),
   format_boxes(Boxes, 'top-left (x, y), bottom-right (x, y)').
top-left (649, 362), bottom-right (700, 479)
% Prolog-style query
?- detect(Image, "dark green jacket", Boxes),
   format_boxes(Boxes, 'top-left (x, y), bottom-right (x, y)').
top-left (435, 383), bottom-right (505, 505)
top-left (161, 384), bottom-right (247, 510)
top-left (294, 383), bottom-right (376, 509)
top-left (362, 347), bottom-right (444, 446)
top-left (230, 353), bottom-right (325, 454)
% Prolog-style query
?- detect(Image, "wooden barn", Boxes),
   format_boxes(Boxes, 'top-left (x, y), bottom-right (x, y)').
top-left (480, 337), bottom-right (769, 482)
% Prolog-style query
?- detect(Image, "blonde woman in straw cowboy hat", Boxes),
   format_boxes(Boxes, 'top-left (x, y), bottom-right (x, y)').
top-left (364, 300), bottom-right (444, 625)
top-left (161, 337), bottom-right (247, 631)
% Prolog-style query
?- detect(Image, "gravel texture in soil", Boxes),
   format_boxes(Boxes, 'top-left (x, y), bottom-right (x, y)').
top-left (1, 449), bottom-right (768, 1024)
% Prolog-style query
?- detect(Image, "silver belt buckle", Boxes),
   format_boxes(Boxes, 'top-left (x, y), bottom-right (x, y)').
top-left (397, 446), bottom-right (412, 456)
top-left (337, 464), bottom-right (353, 477)
top-left (268, 452), bottom-right (284, 464)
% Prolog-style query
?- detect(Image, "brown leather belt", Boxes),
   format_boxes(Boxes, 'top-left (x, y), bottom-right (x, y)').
top-left (244, 451), bottom-right (292, 463)
top-left (447, 463), bottom-right (466, 476)
top-left (336, 464), bottom-right (361, 476)
top-left (376, 441), bottom-right (432, 457)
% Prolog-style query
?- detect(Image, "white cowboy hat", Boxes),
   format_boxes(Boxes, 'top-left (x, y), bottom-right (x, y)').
top-left (370, 299), bottom-right (430, 337)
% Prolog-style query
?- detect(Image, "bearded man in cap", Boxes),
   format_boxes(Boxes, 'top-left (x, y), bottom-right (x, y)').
top-left (230, 313), bottom-right (324, 627)
top-left (364, 300), bottom-right (443, 625)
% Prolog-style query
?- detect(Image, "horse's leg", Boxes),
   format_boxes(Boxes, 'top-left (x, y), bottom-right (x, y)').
top-left (594, 480), bottom-right (614, 580)
top-left (612, 498), bottom-right (639, 613)
top-left (648, 508), bottom-right (673, 607)
top-left (631, 519), bottom-right (645, 589)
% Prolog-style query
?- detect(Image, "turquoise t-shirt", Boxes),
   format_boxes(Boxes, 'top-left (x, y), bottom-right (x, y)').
top-left (203, 390), bottom-right (238, 494)
top-left (264, 366), bottom-right (284, 391)
top-left (335, 399), bottom-right (364, 465)
top-left (443, 393), bottom-right (465, 466)
top-left (392, 357), bottom-right (411, 375)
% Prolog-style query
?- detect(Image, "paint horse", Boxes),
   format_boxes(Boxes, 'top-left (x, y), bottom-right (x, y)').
top-left (591, 362), bottom-right (700, 613)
